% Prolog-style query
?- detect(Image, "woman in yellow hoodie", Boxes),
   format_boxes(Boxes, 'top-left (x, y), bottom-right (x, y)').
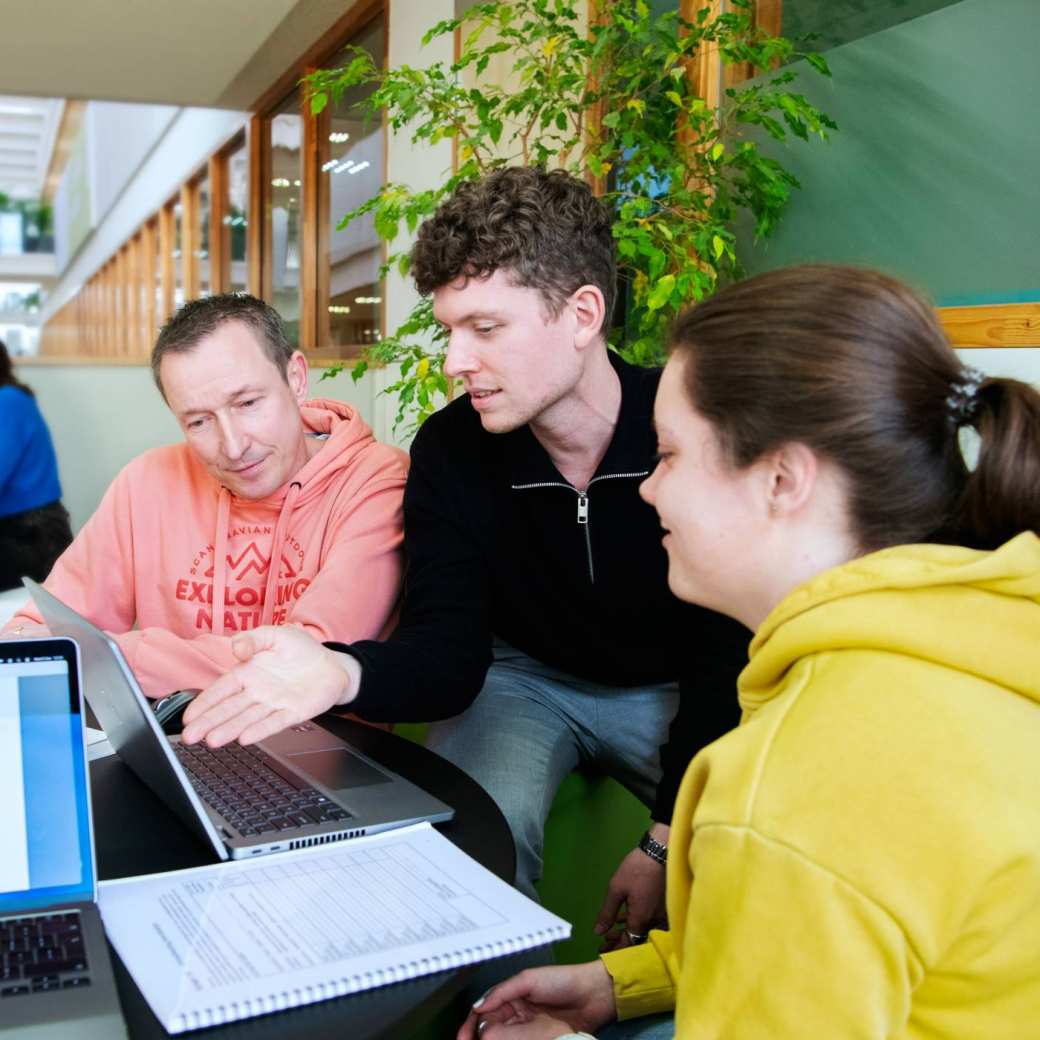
top-left (461, 266), bottom-right (1040, 1040)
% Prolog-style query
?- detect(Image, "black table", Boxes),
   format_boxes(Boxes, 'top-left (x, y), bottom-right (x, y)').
top-left (90, 715), bottom-right (515, 1039)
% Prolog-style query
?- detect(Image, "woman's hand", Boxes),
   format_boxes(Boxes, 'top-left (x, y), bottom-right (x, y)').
top-left (458, 962), bottom-right (617, 1040)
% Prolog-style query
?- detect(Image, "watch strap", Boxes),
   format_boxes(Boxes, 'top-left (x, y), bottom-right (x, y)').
top-left (638, 829), bottom-right (668, 865)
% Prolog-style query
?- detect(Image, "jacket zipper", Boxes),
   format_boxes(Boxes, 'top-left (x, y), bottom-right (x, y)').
top-left (511, 471), bottom-right (649, 583)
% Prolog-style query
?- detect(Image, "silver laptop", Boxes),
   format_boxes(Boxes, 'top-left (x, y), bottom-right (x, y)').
top-left (25, 579), bottom-right (453, 862)
top-left (0, 637), bottom-right (127, 1039)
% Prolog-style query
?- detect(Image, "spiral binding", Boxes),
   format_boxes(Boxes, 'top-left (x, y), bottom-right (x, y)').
top-left (170, 925), bottom-right (565, 1033)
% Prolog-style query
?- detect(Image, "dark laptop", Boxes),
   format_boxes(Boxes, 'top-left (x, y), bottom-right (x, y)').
top-left (25, 579), bottom-right (454, 861)
top-left (0, 637), bottom-right (127, 1039)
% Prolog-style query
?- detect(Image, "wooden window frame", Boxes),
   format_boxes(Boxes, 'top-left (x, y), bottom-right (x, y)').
top-left (251, 0), bottom-right (385, 360)
top-left (181, 180), bottom-right (201, 301)
top-left (207, 153), bottom-right (228, 295)
top-left (141, 218), bottom-right (158, 349)
top-left (158, 197), bottom-right (177, 325)
top-left (125, 236), bottom-right (140, 356)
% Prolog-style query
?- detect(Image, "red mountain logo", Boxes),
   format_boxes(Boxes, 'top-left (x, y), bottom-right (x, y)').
top-left (203, 542), bottom-right (299, 582)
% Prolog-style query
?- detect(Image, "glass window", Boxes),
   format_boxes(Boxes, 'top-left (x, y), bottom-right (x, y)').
top-left (322, 18), bottom-right (385, 356)
top-left (197, 176), bottom-right (211, 297)
top-left (0, 281), bottom-right (42, 314)
top-left (227, 140), bottom-right (249, 293)
top-left (0, 211), bottom-right (22, 255)
top-left (0, 323), bottom-right (40, 355)
top-left (267, 94), bottom-right (303, 345)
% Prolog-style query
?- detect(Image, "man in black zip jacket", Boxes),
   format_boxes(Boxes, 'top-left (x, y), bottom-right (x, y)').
top-left (182, 167), bottom-right (750, 951)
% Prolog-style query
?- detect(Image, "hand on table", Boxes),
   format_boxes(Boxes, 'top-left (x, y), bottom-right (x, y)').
top-left (458, 962), bottom-right (617, 1040)
top-left (594, 824), bottom-right (669, 953)
top-left (181, 625), bottom-right (361, 748)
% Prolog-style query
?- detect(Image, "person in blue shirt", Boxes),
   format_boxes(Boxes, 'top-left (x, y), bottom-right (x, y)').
top-left (0, 339), bottom-right (73, 591)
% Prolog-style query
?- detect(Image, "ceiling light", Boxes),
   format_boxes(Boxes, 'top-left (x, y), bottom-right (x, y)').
top-left (329, 132), bottom-right (351, 143)
top-left (354, 295), bottom-right (381, 304)
top-left (328, 305), bottom-right (351, 314)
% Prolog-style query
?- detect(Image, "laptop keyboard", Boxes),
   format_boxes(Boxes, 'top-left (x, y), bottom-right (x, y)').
top-left (174, 741), bottom-right (352, 836)
top-left (1, 911), bottom-right (91, 998)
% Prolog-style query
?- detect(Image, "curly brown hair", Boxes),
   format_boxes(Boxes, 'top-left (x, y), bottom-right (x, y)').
top-left (411, 167), bottom-right (617, 332)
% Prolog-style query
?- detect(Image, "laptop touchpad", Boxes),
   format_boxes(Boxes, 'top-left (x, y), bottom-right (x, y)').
top-left (286, 748), bottom-right (392, 790)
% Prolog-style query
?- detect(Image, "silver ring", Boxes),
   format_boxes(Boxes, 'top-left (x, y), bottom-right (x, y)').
top-left (625, 929), bottom-right (648, 945)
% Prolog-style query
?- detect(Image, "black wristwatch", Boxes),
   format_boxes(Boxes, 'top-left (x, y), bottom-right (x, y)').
top-left (152, 689), bottom-right (200, 734)
top-left (638, 829), bottom-right (668, 866)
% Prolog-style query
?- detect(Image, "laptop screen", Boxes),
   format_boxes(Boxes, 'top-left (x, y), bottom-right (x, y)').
top-left (0, 639), bottom-right (94, 913)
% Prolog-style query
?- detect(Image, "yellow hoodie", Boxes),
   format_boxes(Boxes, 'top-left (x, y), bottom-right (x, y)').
top-left (603, 533), bottom-right (1040, 1039)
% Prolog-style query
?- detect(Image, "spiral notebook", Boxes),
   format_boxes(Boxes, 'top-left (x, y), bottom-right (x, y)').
top-left (98, 822), bottom-right (569, 1033)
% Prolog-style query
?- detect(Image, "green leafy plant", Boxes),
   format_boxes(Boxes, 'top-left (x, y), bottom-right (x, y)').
top-left (307, 0), bottom-right (836, 429)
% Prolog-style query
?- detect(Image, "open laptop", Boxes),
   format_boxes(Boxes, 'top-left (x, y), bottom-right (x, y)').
top-left (0, 637), bottom-right (127, 1039)
top-left (25, 579), bottom-right (454, 862)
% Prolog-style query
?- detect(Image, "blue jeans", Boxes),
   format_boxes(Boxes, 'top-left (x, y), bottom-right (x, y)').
top-left (426, 643), bottom-right (679, 904)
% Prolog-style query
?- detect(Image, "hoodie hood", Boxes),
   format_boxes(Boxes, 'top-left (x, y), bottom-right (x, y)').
top-left (740, 532), bottom-right (1040, 716)
top-left (215, 397), bottom-right (380, 513)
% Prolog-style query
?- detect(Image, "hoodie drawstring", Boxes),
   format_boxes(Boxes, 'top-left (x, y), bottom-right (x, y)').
top-left (210, 489), bottom-right (231, 636)
top-left (260, 481), bottom-right (302, 627)
top-left (210, 482), bottom-right (302, 635)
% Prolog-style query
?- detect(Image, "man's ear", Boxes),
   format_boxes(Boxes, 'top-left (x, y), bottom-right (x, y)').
top-left (286, 350), bottom-right (309, 403)
top-left (765, 442), bottom-right (819, 517)
top-left (570, 284), bottom-right (607, 351)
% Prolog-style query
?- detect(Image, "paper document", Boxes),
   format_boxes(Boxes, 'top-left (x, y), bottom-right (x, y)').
top-left (99, 822), bottom-right (568, 1033)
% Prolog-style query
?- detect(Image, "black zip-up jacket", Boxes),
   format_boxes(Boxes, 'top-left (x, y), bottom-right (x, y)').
top-left (333, 353), bottom-right (751, 820)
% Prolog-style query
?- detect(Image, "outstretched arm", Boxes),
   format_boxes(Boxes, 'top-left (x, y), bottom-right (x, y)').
top-left (327, 417), bottom-right (495, 722)
top-left (181, 419), bottom-right (495, 744)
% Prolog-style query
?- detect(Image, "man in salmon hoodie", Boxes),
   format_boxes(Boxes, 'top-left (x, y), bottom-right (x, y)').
top-left (3, 293), bottom-right (408, 702)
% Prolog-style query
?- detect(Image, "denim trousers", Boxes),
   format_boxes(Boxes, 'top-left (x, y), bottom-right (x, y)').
top-left (426, 642), bottom-right (680, 904)
top-left (426, 643), bottom-right (680, 1022)
top-left (427, 643), bottom-right (679, 1001)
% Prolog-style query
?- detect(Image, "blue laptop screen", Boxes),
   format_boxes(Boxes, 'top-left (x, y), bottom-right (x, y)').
top-left (0, 642), bottom-right (94, 913)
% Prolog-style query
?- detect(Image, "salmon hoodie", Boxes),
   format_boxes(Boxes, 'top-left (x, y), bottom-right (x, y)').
top-left (5, 398), bottom-right (407, 699)
top-left (604, 533), bottom-right (1040, 1039)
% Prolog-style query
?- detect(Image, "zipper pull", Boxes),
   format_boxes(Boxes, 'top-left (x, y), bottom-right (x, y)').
top-left (576, 493), bottom-right (589, 525)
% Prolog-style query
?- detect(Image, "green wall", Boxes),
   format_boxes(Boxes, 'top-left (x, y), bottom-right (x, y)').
top-left (740, 0), bottom-right (1040, 306)
top-left (782, 0), bottom-right (962, 52)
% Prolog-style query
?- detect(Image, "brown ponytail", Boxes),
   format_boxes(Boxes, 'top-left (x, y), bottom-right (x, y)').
top-left (959, 377), bottom-right (1040, 548)
top-left (669, 265), bottom-right (1040, 552)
